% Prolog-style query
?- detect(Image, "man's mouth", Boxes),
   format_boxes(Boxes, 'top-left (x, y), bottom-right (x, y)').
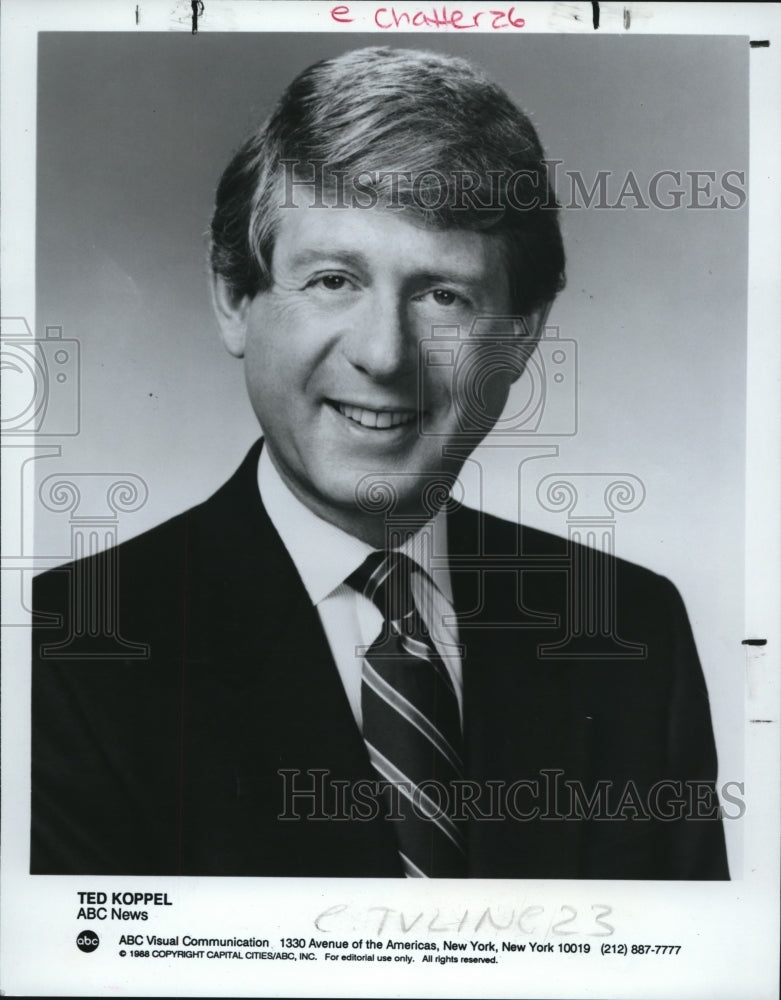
top-left (331, 401), bottom-right (417, 430)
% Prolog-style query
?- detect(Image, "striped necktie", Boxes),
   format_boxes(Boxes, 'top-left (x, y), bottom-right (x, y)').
top-left (348, 550), bottom-right (467, 878)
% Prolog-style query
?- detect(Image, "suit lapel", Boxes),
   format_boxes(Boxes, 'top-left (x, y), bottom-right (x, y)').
top-left (180, 440), bottom-right (401, 874)
top-left (192, 441), bottom-right (372, 771)
top-left (448, 504), bottom-right (588, 877)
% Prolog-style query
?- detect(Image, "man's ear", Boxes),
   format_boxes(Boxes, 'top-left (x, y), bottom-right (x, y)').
top-left (210, 274), bottom-right (252, 359)
top-left (510, 300), bottom-right (553, 383)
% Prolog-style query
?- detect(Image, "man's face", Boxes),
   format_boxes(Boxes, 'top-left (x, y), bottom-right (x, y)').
top-left (218, 203), bottom-right (522, 543)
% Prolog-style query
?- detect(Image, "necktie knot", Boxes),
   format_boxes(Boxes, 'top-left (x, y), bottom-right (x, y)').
top-left (347, 550), bottom-right (417, 624)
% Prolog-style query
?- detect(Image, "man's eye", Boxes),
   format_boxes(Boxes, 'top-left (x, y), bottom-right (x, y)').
top-left (309, 274), bottom-right (350, 291)
top-left (427, 288), bottom-right (468, 307)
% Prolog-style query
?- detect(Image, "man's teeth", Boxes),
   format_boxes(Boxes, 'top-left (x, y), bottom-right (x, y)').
top-left (337, 403), bottom-right (416, 429)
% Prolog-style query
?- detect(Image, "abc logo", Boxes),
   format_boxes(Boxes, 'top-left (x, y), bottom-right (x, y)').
top-left (76, 929), bottom-right (100, 953)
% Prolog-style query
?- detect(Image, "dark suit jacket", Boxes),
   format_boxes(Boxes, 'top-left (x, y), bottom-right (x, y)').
top-left (31, 440), bottom-right (728, 878)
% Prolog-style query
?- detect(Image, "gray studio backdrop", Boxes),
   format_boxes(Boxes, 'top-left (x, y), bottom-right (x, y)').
top-left (34, 32), bottom-right (747, 869)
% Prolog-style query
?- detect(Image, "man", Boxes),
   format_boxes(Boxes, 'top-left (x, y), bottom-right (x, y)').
top-left (31, 46), bottom-right (728, 878)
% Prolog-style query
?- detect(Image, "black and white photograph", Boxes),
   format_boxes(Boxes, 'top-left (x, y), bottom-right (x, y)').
top-left (1, 2), bottom-right (778, 997)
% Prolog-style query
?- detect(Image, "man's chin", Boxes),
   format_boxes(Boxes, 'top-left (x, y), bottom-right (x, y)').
top-left (315, 468), bottom-right (459, 524)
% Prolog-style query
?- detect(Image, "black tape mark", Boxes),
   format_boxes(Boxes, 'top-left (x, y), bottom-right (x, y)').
top-left (591, 1), bottom-right (600, 29)
top-left (742, 638), bottom-right (768, 646)
top-left (135, 5), bottom-right (139, 24)
top-left (623, 7), bottom-right (631, 29)
top-left (749, 719), bottom-right (773, 724)
top-left (191, 0), bottom-right (204, 34)
top-left (749, 40), bottom-right (770, 48)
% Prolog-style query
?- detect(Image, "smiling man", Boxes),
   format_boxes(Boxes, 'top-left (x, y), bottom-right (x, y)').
top-left (31, 46), bottom-right (729, 879)
top-left (212, 197), bottom-right (521, 542)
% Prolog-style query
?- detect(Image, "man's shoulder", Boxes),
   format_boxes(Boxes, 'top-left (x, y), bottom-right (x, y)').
top-left (34, 442), bottom-right (264, 588)
top-left (455, 504), bottom-right (674, 592)
top-left (451, 504), bottom-right (689, 637)
top-left (34, 495), bottom-right (199, 603)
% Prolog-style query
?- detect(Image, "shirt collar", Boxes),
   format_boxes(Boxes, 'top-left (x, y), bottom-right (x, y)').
top-left (258, 443), bottom-right (452, 606)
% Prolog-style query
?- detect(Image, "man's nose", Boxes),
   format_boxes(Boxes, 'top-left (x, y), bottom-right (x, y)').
top-left (342, 291), bottom-right (417, 382)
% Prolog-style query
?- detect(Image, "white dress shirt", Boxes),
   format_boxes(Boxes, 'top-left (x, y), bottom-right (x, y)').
top-left (258, 446), bottom-right (463, 731)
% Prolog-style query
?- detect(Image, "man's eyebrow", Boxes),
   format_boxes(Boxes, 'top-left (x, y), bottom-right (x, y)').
top-left (285, 251), bottom-right (487, 283)
top-left (287, 248), bottom-right (369, 269)
top-left (416, 268), bottom-right (486, 287)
